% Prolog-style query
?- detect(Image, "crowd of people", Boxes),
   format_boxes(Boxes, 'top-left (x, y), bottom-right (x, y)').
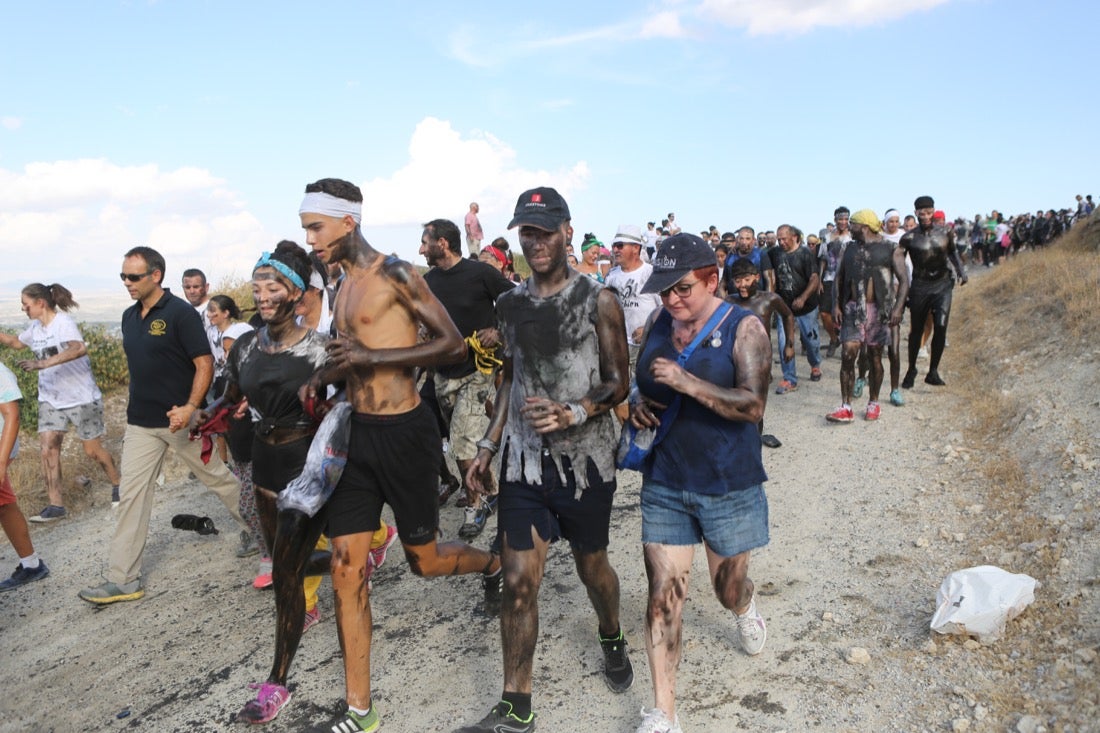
top-left (0, 182), bottom-right (1090, 733)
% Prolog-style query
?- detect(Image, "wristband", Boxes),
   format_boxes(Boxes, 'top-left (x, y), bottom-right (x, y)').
top-left (564, 402), bottom-right (588, 427)
top-left (476, 438), bottom-right (499, 455)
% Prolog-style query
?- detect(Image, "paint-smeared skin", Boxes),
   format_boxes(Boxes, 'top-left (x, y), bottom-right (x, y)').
top-left (898, 225), bottom-right (964, 284)
top-left (711, 553), bottom-right (753, 613)
top-left (642, 544), bottom-right (690, 720)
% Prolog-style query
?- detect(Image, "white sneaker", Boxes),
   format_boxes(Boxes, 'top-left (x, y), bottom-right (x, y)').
top-left (635, 707), bottom-right (682, 733)
top-left (917, 346), bottom-right (930, 360)
top-left (736, 595), bottom-right (767, 655)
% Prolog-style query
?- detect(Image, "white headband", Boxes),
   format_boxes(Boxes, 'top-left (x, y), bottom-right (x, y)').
top-left (883, 209), bottom-right (900, 221)
top-left (299, 192), bottom-right (362, 224)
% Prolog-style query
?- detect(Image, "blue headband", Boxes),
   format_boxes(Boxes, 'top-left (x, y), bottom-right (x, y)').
top-left (253, 252), bottom-right (306, 292)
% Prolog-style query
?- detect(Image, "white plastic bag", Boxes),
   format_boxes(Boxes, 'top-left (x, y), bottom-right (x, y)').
top-left (930, 565), bottom-right (1037, 643)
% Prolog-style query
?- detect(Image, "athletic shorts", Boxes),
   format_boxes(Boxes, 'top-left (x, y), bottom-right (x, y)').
top-left (820, 280), bottom-right (837, 312)
top-left (641, 479), bottom-right (769, 558)
top-left (840, 301), bottom-right (890, 347)
top-left (251, 434), bottom-right (312, 493)
top-left (497, 449), bottom-right (616, 554)
top-left (326, 403), bottom-right (440, 545)
top-left (433, 370), bottom-right (493, 462)
top-left (0, 474), bottom-right (17, 508)
top-left (38, 399), bottom-right (106, 440)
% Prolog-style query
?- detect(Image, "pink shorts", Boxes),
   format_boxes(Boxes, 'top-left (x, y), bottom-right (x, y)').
top-left (0, 474), bottom-right (17, 507)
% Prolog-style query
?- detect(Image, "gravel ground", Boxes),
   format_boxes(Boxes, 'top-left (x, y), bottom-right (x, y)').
top-left (2, 281), bottom-right (1096, 732)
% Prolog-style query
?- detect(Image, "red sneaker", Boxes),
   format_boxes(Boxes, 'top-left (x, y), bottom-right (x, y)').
top-left (865, 402), bottom-right (881, 420)
top-left (825, 405), bottom-right (854, 423)
top-left (775, 380), bottom-right (798, 395)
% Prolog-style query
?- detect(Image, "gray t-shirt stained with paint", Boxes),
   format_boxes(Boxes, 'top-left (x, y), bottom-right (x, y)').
top-left (497, 274), bottom-right (617, 495)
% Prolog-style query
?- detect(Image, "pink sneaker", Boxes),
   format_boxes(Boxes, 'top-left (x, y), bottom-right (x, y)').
top-left (237, 682), bottom-right (291, 724)
top-left (825, 405), bottom-right (854, 423)
top-left (302, 605), bottom-right (321, 633)
top-left (368, 525), bottom-right (399, 573)
top-left (865, 402), bottom-right (881, 421)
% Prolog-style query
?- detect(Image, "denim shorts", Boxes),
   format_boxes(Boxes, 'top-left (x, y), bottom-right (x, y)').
top-left (641, 479), bottom-right (769, 558)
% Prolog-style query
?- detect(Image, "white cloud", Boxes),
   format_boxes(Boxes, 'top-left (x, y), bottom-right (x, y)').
top-left (698, 0), bottom-right (952, 35)
top-left (640, 11), bottom-right (690, 39)
top-left (359, 117), bottom-right (589, 233)
top-left (1, 117), bottom-right (22, 130)
top-left (0, 159), bottom-right (270, 293)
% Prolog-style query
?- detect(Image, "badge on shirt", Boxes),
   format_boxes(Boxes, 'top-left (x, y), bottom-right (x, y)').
top-left (149, 319), bottom-right (167, 336)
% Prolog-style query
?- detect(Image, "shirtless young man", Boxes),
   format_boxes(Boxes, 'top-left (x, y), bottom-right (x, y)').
top-left (726, 257), bottom-right (794, 449)
top-left (299, 178), bottom-right (501, 733)
top-left (896, 195), bottom-right (968, 389)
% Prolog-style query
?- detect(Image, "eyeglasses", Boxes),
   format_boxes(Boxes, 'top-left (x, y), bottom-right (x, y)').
top-left (119, 271), bottom-right (152, 282)
top-left (660, 279), bottom-right (701, 298)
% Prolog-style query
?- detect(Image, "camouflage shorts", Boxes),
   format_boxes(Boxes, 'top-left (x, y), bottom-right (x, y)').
top-left (38, 398), bottom-right (107, 440)
top-left (433, 370), bottom-right (493, 461)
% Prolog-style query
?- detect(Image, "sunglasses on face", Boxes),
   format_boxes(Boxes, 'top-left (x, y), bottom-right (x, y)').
top-left (119, 271), bottom-right (152, 282)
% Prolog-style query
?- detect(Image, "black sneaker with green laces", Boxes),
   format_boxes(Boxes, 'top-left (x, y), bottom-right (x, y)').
top-left (455, 702), bottom-right (535, 733)
top-left (599, 628), bottom-right (634, 692)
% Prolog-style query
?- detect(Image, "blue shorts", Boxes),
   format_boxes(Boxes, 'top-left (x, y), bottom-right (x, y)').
top-left (498, 450), bottom-right (615, 554)
top-left (641, 480), bottom-right (769, 558)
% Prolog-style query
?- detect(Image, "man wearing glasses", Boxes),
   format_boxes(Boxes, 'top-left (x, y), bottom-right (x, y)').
top-left (79, 246), bottom-right (244, 605)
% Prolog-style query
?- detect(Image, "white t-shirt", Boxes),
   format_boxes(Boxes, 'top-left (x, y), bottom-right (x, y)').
top-left (18, 313), bottom-right (101, 409)
top-left (605, 263), bottom-right (662, 346)
top-left (212, 322), bottom-right (254, 377)
top-left (0, 363), bottom-right (22, 459)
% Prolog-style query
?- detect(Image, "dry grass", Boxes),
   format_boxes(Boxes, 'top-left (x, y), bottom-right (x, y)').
top-left (949, 219), bottom-right (1100, 725)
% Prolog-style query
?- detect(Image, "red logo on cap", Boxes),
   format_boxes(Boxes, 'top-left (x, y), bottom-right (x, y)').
top-left (531, 194), bottom-right (542, 203)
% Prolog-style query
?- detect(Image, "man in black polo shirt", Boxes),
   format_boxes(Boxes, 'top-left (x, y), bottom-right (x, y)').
top-left (79, 246), bottom-right (244, 604)
top-left (420, 218), bottom-right (514, 540)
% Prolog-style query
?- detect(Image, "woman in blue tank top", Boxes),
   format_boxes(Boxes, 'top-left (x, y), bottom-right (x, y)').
top-left (628, 234), bottom-right (774, 733)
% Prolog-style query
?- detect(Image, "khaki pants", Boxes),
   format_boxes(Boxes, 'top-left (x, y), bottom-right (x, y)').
top-left (109, 424), bottom-right (243, 585)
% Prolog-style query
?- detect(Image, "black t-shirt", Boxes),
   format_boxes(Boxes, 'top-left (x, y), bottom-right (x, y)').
top-left (122, 289), bottom-right (211, 427)
top-left (768, 245), bottom-right (819, 316)
top-left (424, 257), bottom-right (515, 379)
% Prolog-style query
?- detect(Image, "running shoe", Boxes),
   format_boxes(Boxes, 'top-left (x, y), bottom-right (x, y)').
top-left (889, 389), bottom-right (905, 407)
top-left (458, 495), bottom-right (497, 540)
top-left (774, 380), bottom-right (797, 395)
top-left (917, 346), bottom-right (930, 360)
top-left (253, 557), bottom-right (273, 590)
top-left (924, 371), bottom-right (946, 386)
top-left (236, 530), bottom-right (260, 558)
top-left (329, 706), bottom-right (380, 733)
top-left (438, 478), bottom-right (460, 506)
top-left (635, 707), bottom-right (683, 733)
top-left (303, 605), bottom-right (321, 633)
top-left (367, 525), bottom-right (398, 572)
top-left (825, 406), bottom-right (854, 424)
top-left (852, 377), bottom-right (866, 398)
top-left (598, 628), bottom-right (634, 692)
top-left (735, 594), bottom-right (767, 655)
top-left (28, 505), bottom-right (66, 523)
top-left (810, 366), bottom-right (823, 382)
top-left (455, 702), bottom-right (535, 733)
top-left (901, 368), bottom-right (917, 389)
top-left (237, 682), bottom-right (292, 724)
top-left (0, 561), bottom-right (50, 592)
top-left (865, 402), bottom-right (881, 421)
top-left (483, 567), bottom-right (503, 616)
top-left (760, 434), bottom-right (782, 449)
top-left (78, 578), bottom-right (144, 604)
top-left (826, 341), bottom-right (838, 359)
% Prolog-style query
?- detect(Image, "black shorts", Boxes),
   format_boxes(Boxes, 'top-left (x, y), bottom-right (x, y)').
top-left (326, 403), bottom-right (441, 545)
top-left (498, 449), bottom-right (616, 554)
top-left (251, 434), bottom-right (312, 493)
top-left (820, 280), bottom-right (836, 312)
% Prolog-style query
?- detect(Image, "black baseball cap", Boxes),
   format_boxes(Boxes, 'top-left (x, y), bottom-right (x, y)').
top-left (641, 233), bottom-right (717, 294)
top-left (507, 187), bottom-right (571, 231)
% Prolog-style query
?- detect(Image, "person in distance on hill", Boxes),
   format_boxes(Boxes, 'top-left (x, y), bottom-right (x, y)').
top-left (826, 210), bottom-right (909, 423)
top-left (896, 195), bottom-right (967, 389)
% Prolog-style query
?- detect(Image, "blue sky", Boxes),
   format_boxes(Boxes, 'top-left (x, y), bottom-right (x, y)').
top-left (2, 0), bottom-right (1096, 320)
